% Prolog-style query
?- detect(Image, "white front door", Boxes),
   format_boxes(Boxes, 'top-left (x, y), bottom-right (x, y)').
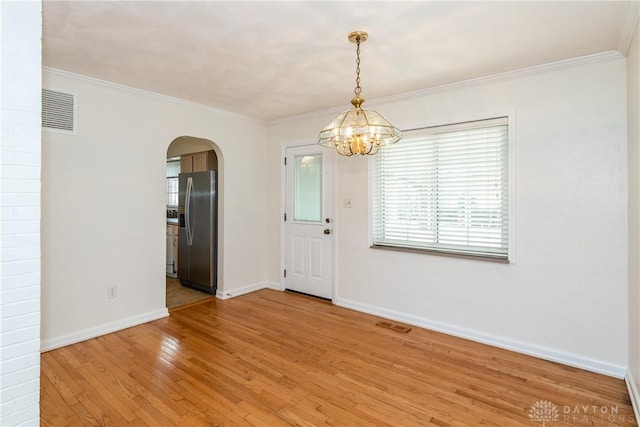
top-left (284, 145), bottom-right (333, 299)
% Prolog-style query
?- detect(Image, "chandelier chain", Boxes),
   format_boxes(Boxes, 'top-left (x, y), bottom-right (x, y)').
top-left (354, 37), bottom-right (361, 97)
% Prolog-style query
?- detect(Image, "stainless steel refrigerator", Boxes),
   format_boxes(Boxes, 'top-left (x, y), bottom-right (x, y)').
top-left (178, 171), bottom-right (217, 295)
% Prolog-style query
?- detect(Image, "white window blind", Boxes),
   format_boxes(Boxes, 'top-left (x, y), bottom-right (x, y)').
top-left (372, 117), bottom-right (509, 261)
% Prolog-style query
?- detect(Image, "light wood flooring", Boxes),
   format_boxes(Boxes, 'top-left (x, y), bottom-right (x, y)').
top-left (41, 289), bottom-right (636, 426)
top-left (166, 276), bottom-right (214, 310)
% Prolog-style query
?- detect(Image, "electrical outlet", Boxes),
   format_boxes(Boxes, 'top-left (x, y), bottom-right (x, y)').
top-left (107, 286), bottom-right (117, 299)
top-left (344, 198), bottom-right (352, 208)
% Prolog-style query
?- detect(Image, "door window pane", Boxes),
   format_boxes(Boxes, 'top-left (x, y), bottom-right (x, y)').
top-left (293, 154), bottom-right (322, 222)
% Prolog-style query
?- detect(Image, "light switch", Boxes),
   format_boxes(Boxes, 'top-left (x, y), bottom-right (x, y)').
top-left (344, 198), bottom-right (352, 208)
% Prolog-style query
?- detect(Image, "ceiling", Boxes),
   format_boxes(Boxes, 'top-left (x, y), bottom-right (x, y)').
top-left (42, 1), bottom-right (639, 122)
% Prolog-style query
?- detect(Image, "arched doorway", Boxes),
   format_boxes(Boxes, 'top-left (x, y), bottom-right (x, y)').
top-left (165, 136), bottom-right (224, 309)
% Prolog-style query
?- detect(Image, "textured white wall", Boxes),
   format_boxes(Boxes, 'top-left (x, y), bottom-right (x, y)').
top-left (627, 15), bottom-right (640, 402)
top-left (268, 56), bottom-right (628, 376)
top-left (41, 69), bottom-right (268, 349)
top-left (0, 1), bottom-right (42, 425)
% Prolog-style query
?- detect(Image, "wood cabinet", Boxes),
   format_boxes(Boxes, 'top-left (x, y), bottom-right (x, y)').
top-left (180, 150), bottom-right (217, 173)
top-left (180, 156), bottom-right (193, 173)
top-left (192, 151), bottom-right (208, 172)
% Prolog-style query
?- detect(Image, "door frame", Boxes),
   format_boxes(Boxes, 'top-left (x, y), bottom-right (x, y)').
top-left (279, 141), bottom-right (337, 300)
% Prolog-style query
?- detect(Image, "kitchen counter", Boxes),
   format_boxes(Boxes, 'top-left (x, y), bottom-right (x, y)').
top-left (166, 218), bottom-right (179, 225)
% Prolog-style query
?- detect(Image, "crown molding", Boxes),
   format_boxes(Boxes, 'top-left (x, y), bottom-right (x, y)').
top-left (42, 67), bottom-right (266, 125)
top-left (267, 50), bottom-right (625, 127)
top-left (618, 1), bottom-right (640, 55)
top-left (42, 48), bottom-right (625, 129)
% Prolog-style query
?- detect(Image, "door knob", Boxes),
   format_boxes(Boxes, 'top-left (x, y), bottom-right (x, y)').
top-left (324, 229), bottom-right (331, 235)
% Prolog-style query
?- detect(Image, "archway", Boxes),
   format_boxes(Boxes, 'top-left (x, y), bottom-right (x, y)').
top-left (165, 136), bottom-right (224, 309)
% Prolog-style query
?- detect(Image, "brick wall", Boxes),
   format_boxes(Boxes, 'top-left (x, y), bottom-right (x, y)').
top-left (1, 1), bottom-right (42, 425)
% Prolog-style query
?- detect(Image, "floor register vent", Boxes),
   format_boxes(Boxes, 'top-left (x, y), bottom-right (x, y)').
top-left (375, 321), bottom-right (412, 334)
top-left (42, 88), bottom-right (75, 133)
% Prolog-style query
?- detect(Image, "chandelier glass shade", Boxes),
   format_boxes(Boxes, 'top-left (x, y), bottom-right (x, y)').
top-left (318, 31), bottom-right (402, 156)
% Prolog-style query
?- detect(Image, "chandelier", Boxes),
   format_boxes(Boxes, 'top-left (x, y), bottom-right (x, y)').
top-left (318, 31), bottom-right (402, 156)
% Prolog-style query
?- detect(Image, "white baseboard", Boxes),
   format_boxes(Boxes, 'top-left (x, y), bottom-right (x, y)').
top-left (334, 297), bottom-right (626, 379)
top-left (216, 281), bottom-right (282, 300)
top-left (626, 370), bottom-right (640, 421)
top-left (40, 308), bottom-right (169, 352)
top-left (265, 281), bottom-right (283, 291)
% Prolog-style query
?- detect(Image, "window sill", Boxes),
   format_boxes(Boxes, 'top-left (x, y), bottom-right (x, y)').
top-left (370, 244), bottom-right (510, 264)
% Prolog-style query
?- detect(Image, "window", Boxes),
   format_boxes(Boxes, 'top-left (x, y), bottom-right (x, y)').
top-left (372, 117), bottom-right (510, 261)
top-left (293, 154), bottom-right (322, 222)
top-left (166, 159), bottom-right (180, 207)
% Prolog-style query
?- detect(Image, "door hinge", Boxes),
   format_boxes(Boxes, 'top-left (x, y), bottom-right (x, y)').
top-left (284, 157), bottom-right (287, 166)
top-left (284, 269), bottom-right (287, 278)
top-left (284, 213), bottom-right (287, 222)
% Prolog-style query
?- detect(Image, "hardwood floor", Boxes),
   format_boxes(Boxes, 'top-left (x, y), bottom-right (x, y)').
top-left (41, 289), bottom-right (636, 426)
top-left (166, 276), bottom-right (214, 310)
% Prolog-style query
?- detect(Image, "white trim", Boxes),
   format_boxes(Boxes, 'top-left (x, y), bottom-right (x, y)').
top-left (267, 51), bottom-right (624, 126)
top-left (626, 369), bottom-right (640, 422)
top-left (329, 149), bottom-right (339, 302)
top-left (280, 144), bottom-right (288, 292)
top-left (507, 111), bottom-right (517, 264)
top-left (617, 2), bottom-right (640, 55)
top-left (215, 281), bottom-right (280, 300)
top-left (43, 67), bottom-right (265, 125)
top-left (264, 281), bottom-right (282, 291)
top-left (40, 308), bottom-right (169, 352)
top-left (334, 296), bottom-right (626, 379)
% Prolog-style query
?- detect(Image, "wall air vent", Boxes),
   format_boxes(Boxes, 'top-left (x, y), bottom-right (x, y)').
top-left (42, 89), bottom-right (75, 133)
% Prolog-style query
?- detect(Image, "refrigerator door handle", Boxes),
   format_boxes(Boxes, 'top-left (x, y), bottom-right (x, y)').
top-left (185, 176), bottom-right (194, 246)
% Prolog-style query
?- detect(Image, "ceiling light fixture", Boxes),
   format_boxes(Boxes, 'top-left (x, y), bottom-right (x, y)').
top-left (318, 31), bottom-right (402, 156)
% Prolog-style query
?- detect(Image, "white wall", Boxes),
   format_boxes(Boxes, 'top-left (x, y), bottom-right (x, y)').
top-left (0, 1), bottom-right (42, 425)
top-left (268, 55), bottom-right (628, 376)
top-left (627, 14), bottom-right (640, 410)
top-left (41, 69), bottom-right (269, 349)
